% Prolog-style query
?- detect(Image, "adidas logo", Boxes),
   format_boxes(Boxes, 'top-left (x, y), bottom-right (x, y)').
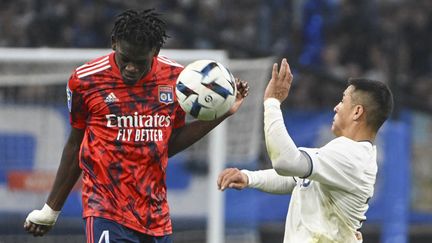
top-left (105, 92), bottom-right (119, 104)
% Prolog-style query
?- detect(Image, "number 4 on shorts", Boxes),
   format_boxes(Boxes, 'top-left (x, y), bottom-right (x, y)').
top-left (98, 230), bottom-right (110, 243)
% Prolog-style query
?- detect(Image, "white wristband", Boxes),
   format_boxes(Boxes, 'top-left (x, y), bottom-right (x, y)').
top-left (41, 204), bottom-right (61, 219)
top-left (26, 203), bottom-right (61, 226)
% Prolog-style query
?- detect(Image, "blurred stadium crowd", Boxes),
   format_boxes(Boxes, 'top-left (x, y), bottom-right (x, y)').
top-left (0, 0), bottom-right (431, 111)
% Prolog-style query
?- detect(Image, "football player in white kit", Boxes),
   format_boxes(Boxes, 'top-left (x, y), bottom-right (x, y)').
top-left (217, 58), bottom-right (393, 243)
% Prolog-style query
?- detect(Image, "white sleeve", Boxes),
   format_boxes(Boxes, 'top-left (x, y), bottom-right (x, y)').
top-left (264, 98), bottom-right (312, 178)
top-left (242, 169), bottom-right (296, 194)
top-left (300, 139), bottom-right (363, 191)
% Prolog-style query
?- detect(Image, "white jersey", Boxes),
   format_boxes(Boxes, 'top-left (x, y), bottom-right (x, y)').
top-left (245, 137), bottom-right (376, 243)
top-left (244, 98), bottom-right (378, 243)
top-left (286, 137), bottom-right (376, 243)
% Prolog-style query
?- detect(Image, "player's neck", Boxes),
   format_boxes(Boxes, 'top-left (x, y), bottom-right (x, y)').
top-left (343, 125), bottom-right (376, 143)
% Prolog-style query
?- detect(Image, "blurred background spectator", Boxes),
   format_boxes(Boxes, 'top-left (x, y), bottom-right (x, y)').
top-left (2, 0), bottom-right (429, 111)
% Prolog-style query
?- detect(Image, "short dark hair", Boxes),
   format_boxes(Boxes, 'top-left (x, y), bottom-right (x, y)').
top-left (111, 9), bottom-right (168, 50)
top-left (348, 78), bottom-right (394, 131)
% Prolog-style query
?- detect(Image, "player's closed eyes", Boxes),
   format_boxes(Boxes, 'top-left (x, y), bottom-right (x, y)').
top-left (120, 55), bottom-right (147, 66)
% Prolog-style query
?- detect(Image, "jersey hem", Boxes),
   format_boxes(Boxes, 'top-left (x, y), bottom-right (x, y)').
top-left (82, 213), bottom-right (172, 236)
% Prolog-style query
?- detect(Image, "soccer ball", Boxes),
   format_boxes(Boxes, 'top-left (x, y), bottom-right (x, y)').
top-left (175, 60), bottom-right (237, 121)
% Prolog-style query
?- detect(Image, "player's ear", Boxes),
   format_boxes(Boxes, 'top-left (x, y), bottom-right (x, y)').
top-left (111, 36), bottom-right (116, 50)
top-left (353, 105), bottom-right (364, 121)
top-left (153, 47), bottom-right (160, 57)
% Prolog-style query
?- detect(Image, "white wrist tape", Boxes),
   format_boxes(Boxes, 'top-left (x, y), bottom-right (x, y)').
top-left (26, 204), bottom-right (60, 226)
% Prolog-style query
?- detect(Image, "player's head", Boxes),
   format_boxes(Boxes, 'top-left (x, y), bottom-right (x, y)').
top-left (111, 9), bottom-right (168, 84)
top-left (332, 78), bottom-right (393, 136)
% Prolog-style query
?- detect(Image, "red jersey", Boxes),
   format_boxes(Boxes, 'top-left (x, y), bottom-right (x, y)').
top-left (66, 52), bottom-right (185, 236)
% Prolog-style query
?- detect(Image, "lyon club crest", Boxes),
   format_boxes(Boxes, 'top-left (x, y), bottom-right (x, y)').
top-left (158, 85), bottom-right (174, 104)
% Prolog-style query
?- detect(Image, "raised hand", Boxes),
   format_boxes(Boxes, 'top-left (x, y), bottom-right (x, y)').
top-left (263, 58), bottom-right (293, 102)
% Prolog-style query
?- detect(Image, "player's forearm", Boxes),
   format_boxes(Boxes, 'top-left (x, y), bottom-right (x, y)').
top-left (46, 156), bottom-right (81, 211)
top-left (46, 129), bottom-right (84, 211)
top-left (168, 114), bottom-right (228, 157)
top-left (242, 169), bottom-right (295, 194)
top-left (264, 98), bottom-right (311, 177)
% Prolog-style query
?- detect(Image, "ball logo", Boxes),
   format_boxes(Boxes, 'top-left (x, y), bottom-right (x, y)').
top-left (158, 85), bottom-right (174, 104)
top-left (204, 95), bottom-right (213, 103)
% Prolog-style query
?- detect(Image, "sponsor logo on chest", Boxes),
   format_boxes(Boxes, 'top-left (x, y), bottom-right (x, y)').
top-left (106, 112), bottom-right (171, 142)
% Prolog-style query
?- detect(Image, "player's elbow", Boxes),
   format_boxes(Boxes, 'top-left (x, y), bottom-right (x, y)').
top-left (272, 158), bottom-right (292, 176)
top-left (272, 151), bottom-right (306, 177)
top-left (274, 167), bottom-right (290, 177)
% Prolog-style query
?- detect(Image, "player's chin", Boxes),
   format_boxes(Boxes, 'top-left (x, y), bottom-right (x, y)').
top-left (122, 76), bottom-right (139, 84)
top-left (331, 126), bottom-right (342, 137)
top-left (331, 123), bottom-right (337, 135)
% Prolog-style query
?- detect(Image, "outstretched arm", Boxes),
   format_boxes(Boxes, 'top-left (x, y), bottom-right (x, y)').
top-left (24, 127), bottom-right (84, 236)
top-left (263, 59), bottom-right (312, 177)
top-left (168, 79), bottom-right (249, 157)
top-left (217, 168), bottom-right (296, 194)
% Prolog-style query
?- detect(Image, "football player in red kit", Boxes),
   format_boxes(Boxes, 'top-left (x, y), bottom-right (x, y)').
top-left (24, 9), bottom-right (249, 243)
